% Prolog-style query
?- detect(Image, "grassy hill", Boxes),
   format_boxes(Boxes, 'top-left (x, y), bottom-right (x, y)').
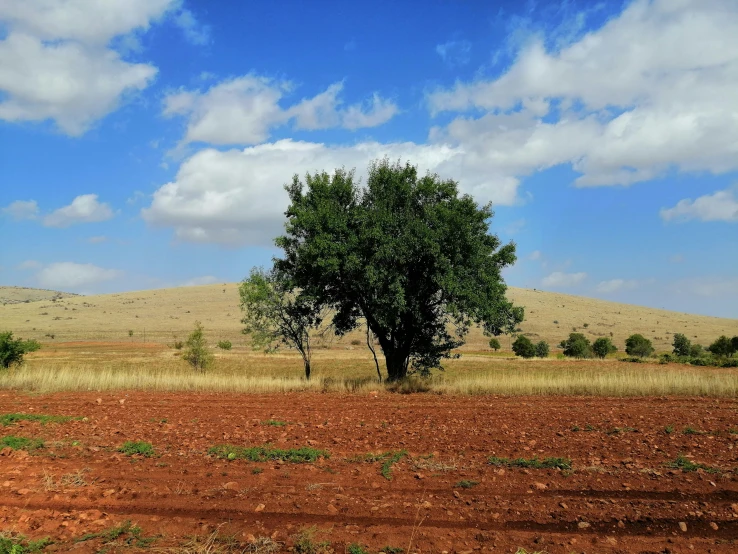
top-left (0, 284), bottom-right (735, 353)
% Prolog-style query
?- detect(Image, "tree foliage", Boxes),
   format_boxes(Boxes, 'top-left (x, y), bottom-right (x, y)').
top-left (625, 334), bottom-right (654, 358)
top-left (0, 332), bottom-right (37, 369)
top-left (535, 340), bottom-right (550, 358)
top-left (488, 337), bottom-right (501, 352)
top-left (672, 333), bottom-right (691, 357)
top-left (592, 337), bottom-right (617, 359)
top-left (275, 159), bottom-right (522, 381)
top-left (182, 321), bottom-right (213, 373)
top-left (708, 335), bottom-right (737, 358)
top-left (559, 333), bottom-right (592, 358)
top-left (512, 335), bottom-right (536, 358)
top-left (239, 267), bottom-right (326, 379)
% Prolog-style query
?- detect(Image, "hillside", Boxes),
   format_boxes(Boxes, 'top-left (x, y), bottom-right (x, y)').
top-left (0, 286), bottom-right (80, 305)
top-left (0, 284), bottom-right (735, 353)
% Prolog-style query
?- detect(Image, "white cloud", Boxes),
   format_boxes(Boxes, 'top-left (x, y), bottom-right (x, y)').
top-left (142, 139), bottom-right (519, 245)
top-left (427, 0), bottom-right (738, 188)
top-left (595, 278), bottom-right (640, 294)
top-left (436, 40), bottom-right (472, 66)
top-left (672, 277), bottom-right (738, 298)
top-left (163, 77), bottom-right (398, 146)
top-left (0, 1), bottom-right (174, 134)
top-left (528, 250), bottom-right (542, 261)
top-left (36, 262), bottom-right (120, 290)
top-left (181, 276), bottom-right (220, 287)
top-left (16, 260), bottom-right (41, 270)
top-left (542, 271), bottom-right (587, 288)
top-left (1, 200), bottom-right (38, 220)
top-left (44, 195), bottom-right (114, 228)
top-left (172, 8), bottom-right (210, 45)
top-left (660, 188), bottom-right (738, 223)
top-left (87, 236), bottom-right (108, 244)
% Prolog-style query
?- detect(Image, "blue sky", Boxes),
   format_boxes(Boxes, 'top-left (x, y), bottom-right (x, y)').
top-left (1, 0), bottom-right (737, 317)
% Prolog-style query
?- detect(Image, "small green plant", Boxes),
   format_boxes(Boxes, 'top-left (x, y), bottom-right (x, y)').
top-left (381, 547), bottom-right (404, 554)
top-left (682, 426), bottom-right (704, 435)
top-left (261, 419), bottom-right (287, 427)
top-left (582, 323), bottom-right (589, 328)
top-left (252, 467), bottom-right (263, 475)
top-left (488, 456), bottom-right (571, 470)
top-left (347, 544), bottom-right (369, 554)
top-left (570, 425), bottom-right (580, 432)
top-left (666, 454), bottom-right (717, 473)
top-left (0, 413), bottom-right (77, 426)
top-left (0, 532), bottom-right (52, 553)
top-left (454, 479), bottom-right (479, 489)
top-left (217, 340), bottom-right (232, 350)
top-left (293, 526), bottom-right (331, 554)
top-left (380, 450), bottom-right (407, 480)
top-left (182, 321), bottom-right (214, 372)
top-left (128, 330), bottom-right (134, 337)
top-left (118, 441), bottom-right (155, 457)
top-left (76, 520), bottom-right (155, 549)
top-left (664, 425), bottom-right (675, 434)
top-left (0, 436), bottom-right (44, 452)
top-left (606, 427), bottom-right (638, 435)
top-left (209, 445), bottom-right (329, 463)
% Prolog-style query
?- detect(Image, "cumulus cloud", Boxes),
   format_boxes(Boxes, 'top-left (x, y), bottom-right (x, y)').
top-left (0, 0), bottom-right (178, 134)
top-left (163, 77), bottom-right (398, 146)
top-left (436, 40), bottom-right (472, 66)
top-left (1, 200), bottom-right (38, 220)
top-left (660, 188), bottom-right (738, 223)
top-left (672, 277), bottom-right (738, 298)
top-left (141, 139), bottom-right (519, 245)
top-left (427, 0), bottom-right (738, 188)
top-left (44, 195), bottom-right (114, 228)
top-left (542, 271), bottom-right (587, 288)
top-left (36, 262), bottom-right (120, 290)
top-left (172, 7), bottom-right (211, 45)
top-left (595, 278), bottom-right (640, 294)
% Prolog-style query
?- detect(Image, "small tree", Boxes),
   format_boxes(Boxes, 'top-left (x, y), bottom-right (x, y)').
top-left (488, 337), bottom-right (501, 352)
top-left (535, 341), bottom-right (549, 358)
top-left (182, 321), bottom-right (213, 373)
top-left (672, 333), bottom-right (691, 357)
top-left (690, 343), bottom-right (704, 357)
top-left (708, 335), bottom-right (735, 358)
top-left (559, 333), bottom-right (592, 358)
top-left (625, 334), bottom-right (654, 358)
top-left (592, 337), bottom-right (617, 359)
top-left (1, 332), bottom-right (31, 369)
top-left (512, 335), bottom-right (536, 358)
top-left (240, 267), bottom-right (326, 380)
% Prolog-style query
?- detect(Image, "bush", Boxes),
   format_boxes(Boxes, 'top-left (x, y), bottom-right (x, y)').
top-left (535, 341), bottom-right (549, 358)
top-left (708, 335), bottom-right (736, 358)
top-left (182, 321), bottom-right (214, 373)
top-left (672, 333), bottom-right (691, 357)
top-left (512, 335), bottom-right (536, 358)
top-left (625, 334), bottom-right (653, 358)
top-left (559, 333), bottom-right (592, 358)
top-left (690, 343), bottom-right (704, 357)
top-left (1, 332), bottom-right (41, 369)
top-left (217, 340), bottom-right (232, 350)
top-left (488, 337), bottom-right (501, 351)
top-left (592, 337), bottom-right (617, 359)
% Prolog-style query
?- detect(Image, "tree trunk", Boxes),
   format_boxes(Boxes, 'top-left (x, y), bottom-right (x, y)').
top-left (385, 349), bottom-right (409, 381)
top-left (303, 359), bottom-right (311, 380)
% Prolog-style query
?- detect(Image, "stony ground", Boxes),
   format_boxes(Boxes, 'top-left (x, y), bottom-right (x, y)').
top-left (1, 391), bottom-right (737, 553)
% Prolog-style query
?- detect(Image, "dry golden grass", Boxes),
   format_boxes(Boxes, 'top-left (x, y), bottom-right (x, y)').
top-left (1, 283), bottom-right (735, 352)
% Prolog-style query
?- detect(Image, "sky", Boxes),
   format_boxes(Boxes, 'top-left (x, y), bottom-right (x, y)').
top-left (1, 0), bottom-right (737, 318)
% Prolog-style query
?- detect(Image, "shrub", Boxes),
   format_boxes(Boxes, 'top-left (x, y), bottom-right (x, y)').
top-left (182, 321), bottom-right (213, 372)
top-left (512, 335), bottom-right (536, 358)
top-left (119, 441), bottom-right (155, 457)
top-left (559, 333), bottom-right (592, 358)
top-left (708, 335), bottom-right (736, 358)
top-left (1, 332), bottom-right (41, 369)
top-left (217, 340), bottom-right (232, 350)
top-left (488, 337), bottom-right (501, 351)
top-left (534, 341), bottom-right (549, 358)
top-left (672, 333), bottom-right (691, 357)
top-left (592, 337), bottom-right (617, 359)
top-left (128, 330), bottom-right (134, 337)
top-left (625, 334), bottom-right (654, 358)
top-left (690, 343), bottom-right (704, 357)
top-left (385, 376), bottom-right (431, 394)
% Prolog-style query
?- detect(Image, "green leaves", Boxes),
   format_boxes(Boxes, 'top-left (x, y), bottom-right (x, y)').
top-left (0, 331), bottom-right (41, 369)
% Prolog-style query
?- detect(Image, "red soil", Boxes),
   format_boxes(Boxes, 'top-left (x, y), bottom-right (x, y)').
top-left (1, 391), bottom-right (737, 553)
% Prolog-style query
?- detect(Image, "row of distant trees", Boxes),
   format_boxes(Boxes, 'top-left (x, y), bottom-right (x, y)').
top-left (504, 330), bottom-right (738, 365)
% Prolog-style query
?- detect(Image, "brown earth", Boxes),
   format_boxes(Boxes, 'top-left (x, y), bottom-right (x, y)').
top-left (1, 391), bottom-right (737, 553)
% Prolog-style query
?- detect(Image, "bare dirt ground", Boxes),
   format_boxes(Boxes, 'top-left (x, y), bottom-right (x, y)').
top-left (1, 391), bottom-right (737, 553)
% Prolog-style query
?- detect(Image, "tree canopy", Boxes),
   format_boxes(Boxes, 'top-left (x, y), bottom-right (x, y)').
top-left (625, 334), bottom-right (654, 358)
top-left (274, 159), bottom-right (522, 381)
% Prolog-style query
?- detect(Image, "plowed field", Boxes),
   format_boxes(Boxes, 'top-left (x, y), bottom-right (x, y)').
top-left (1, 391), bottom-right (737, 553)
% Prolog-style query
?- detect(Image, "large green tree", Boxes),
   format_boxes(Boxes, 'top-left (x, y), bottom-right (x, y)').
top-left (275, 159), bottom-right (522, 381)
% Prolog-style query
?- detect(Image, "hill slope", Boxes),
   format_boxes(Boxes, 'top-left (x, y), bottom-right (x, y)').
top-left (0, 284), bottom-right (735, 352)
top-left (0, 286), bottom-right (80, 305)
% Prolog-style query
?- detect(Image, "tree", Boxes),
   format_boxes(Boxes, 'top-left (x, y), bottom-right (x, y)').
top-left (592, 337), bottom-right (617, 359)
top-left (690, 343), bottom-right (704, 357)
top-left (535, 341), bottom-right (550, 358)
top-left (182, 321), bottom-right (213, 373)
top-left (672, 333), bottom-right (691, 357)
top-left (275, 159), bottom-right (523, 381)
top-left (625, 334), bottom-right (654, 358)
top-left (732, 336), bottom-right (738, 355)
top-left (240, 267), bottom-right (326, 380)
top-left (488, 337), bottom-right (501, 352)
top-left (1, 332), bottom-right (34, 369)
top-left (708, 335), bottom-right (736, 358)
top-left (512, 335), bottom-right (536, 358)
top-left (559, 333), bottom-right (592, 358)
